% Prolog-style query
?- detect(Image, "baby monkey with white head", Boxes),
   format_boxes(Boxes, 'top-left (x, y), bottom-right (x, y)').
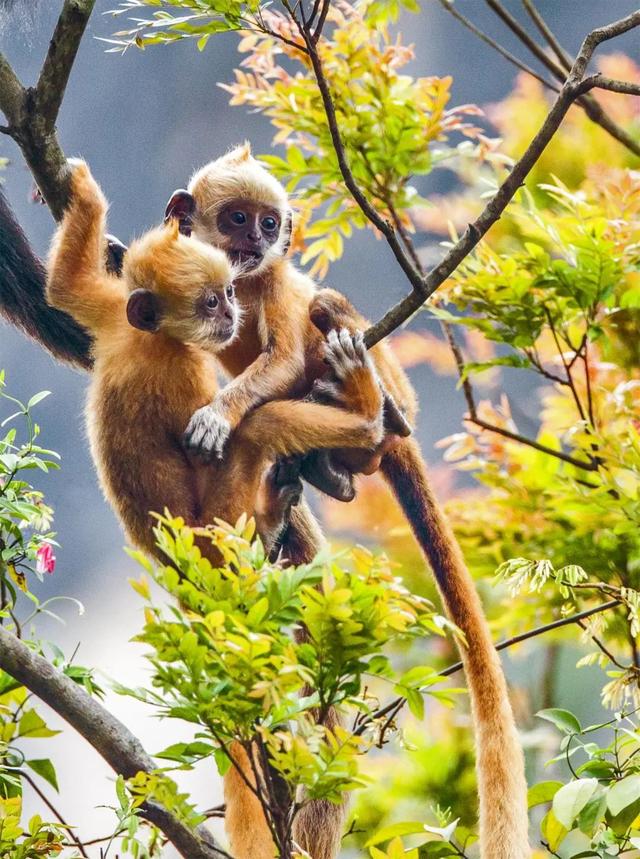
top-left (166, 144), bottom-right (531, 859)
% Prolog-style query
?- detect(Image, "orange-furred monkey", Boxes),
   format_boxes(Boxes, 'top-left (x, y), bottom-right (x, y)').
top-left (46, 161), bottom-right (385, 859)
top-left (165, 143), bottom-right (531, 859)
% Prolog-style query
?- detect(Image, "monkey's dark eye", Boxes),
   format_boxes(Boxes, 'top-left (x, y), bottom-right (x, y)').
top-left (262, 216), bottom-right (277, 232)
top-left (206, 294), bottom-right (219, 309)
top-left (226, 284), bottom-right (235, 300)
top-left (230, 211), bottom-right (247, 226)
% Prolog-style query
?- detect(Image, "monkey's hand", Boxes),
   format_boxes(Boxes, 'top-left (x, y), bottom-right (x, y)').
top-left (66, 159), bottom-right (108, 217)
top-left (183, 404), bottom-right (231, 461)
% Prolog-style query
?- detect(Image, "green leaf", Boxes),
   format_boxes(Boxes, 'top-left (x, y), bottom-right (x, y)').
top-left (538, 708), bottom-right (582, 734)
top-left (26, 391), bottom-right (51, 410)
top-left (606, 775), bottom-right (640, 817)
top-left (366, 821), bottom-right (427, 847)
top-left (18, 709), bottom-right (60, 739)
top-left (552, 779), bottom-right (598, 829)
top-left (26, 759), bottom-right (59, 792)
top-left (404, 687), bottom-right (425, 720)
top-left (528, 781), bottom-right (563, 808)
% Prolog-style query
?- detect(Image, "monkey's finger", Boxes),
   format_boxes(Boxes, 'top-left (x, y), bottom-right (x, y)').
top-left (353, 331), bottom-right (368, 365)
top-left (324, 330), bottom-right (350, 379)
top-left (338, 327), bottom-right (357, 362)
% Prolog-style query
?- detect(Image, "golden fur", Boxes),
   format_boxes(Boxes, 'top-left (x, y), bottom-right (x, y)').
top-left (46, 161), bottom-right (384, 859)
top-left (187, 144), bottom-right (531, 859)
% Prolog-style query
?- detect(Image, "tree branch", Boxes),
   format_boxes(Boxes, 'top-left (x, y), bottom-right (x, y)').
top-left (435, 0), bottom-right (559, 92)
top-left (0, 0), bottom-right (95, 220)
top-left (521, 0), bottom-right (572, 72)
top-left (37, 0), bottom-right (96, 131)
top-left (354, 599), bottom-right (621, 736)
top-left (483, 0), bottom-right (640, 158)
top-left (0, 627), bottom-right (228, 859)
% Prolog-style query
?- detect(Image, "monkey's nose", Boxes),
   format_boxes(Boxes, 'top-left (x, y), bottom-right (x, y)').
top-left (224, 308), bottom-right (234, 321)
top-left (246, 229), bottom-right (260, 244)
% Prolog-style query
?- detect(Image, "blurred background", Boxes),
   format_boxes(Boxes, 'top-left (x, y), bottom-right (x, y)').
top-left (0, 0), bottom-right (638, 852)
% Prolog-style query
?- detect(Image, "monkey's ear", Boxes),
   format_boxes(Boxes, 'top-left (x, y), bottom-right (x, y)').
top-left (127, 289), bottom-right (162, 332)
top-left (281, 210), bottom-right (293, 257)
top-left (164, 190), bottom-right (195, 236)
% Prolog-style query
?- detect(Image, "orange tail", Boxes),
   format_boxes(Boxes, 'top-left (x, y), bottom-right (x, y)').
top-left (381, 436), bottom-right (530, 859)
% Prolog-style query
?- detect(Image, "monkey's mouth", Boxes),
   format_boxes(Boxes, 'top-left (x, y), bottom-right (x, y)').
top-left (229, 249), bottom-right (263, 270)
top-left (214, 322), bottom-right (237, 343)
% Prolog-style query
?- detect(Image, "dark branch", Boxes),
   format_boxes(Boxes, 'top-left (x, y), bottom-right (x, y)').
top-left (355, 599), bottom-right (621, 736)
top-left (521, 0), bottom-right (572, 72)
top-left (0, 0), bottom-right (95, 220)
top-left (435, 0), bottom-right (559, 91)
top-left (0, 627), bottom-right (227, 859)
top-left (37, 0), bottom-right (96, 131)
top-left (483, 0), bottom-right (640, 158)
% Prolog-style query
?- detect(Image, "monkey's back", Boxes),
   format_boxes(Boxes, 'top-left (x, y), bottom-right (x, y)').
top-left (86, 327), bottom-right (219, 554)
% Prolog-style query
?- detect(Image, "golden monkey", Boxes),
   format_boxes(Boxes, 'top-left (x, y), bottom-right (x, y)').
top-left (165, 143), bottom-right (531, 859)
top-left (46, 161), bottom-right (385, 859)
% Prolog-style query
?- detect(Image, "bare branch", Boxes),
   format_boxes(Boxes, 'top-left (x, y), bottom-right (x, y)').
top-left (37, 0), bottom-right (96, 130)
top-left (521, 0), bottom-right (572, 71)
top-left (20, 770), bottom-right (89, 858)
top-left (355, 599), bottom-right (621, 736)
top-left (435, 0), bottom-right (559, 92)
top-left (0, 54), bottom-right (26, 125)
top-left (483, 0), bottom-right (640, 158)
top-left (0, 0), bottom-right (95, 220)
top-left (581, 73), bottom-right (640, 97)
top-left (0, 626), bottom-right (227, 859)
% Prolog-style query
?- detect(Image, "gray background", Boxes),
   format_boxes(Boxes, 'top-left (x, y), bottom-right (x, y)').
top-left (0, 0), bottom-right (638, 851)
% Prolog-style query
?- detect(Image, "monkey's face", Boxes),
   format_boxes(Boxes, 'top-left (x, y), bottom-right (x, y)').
top-left (127, 280), bottom-right (239, 350)
top-left (125, 226), bottom-right (239, 350)
top-left (215, 198), bottom-right (283, 274)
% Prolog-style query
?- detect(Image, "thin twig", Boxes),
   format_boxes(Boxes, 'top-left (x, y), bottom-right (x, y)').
top-left (466, 415), bottom-right (598, 471)
top-left (575, 618), bottom-right (635, 673)
top-left (435, 0), bottom-right (559, 91)
top-left (521, 0), bottom-right (572, 71)
top-left (354, 599), bottom-right (620, 736)
top-left (20, 770), bottom-right (89, 858)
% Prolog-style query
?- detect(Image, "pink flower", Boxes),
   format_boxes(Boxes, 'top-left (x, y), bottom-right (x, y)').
top-left (36, 543), bottom-right (56, 575)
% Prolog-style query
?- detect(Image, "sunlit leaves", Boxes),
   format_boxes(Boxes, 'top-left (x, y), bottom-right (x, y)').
top-left (126, 514), bottom-right (449, 836)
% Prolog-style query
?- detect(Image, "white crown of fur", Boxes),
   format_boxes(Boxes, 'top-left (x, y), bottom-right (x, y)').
top-left (189, 142), bottom-right (288, 212)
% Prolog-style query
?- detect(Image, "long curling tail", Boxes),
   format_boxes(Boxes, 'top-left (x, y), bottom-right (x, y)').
top-left (0, 189), bottom-right (92, 368)
top-left (381, 436), bottom-right (531, 859)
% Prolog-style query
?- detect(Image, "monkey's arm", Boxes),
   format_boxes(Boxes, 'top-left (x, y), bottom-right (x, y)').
top-left (47, 162), bottom-right (126, 332)
top-left (184, 318), bottom-right (306, 459)
top-left (237, 330), bottom-right (383, 461)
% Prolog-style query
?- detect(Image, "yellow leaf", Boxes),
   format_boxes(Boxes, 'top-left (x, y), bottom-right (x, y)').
top-left (8, 564), bottom-right (27, 593)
